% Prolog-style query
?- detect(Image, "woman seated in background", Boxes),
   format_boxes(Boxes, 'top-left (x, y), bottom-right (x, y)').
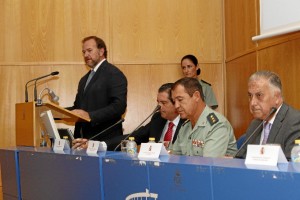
top-left (180, 54), bottom-right (218, 109)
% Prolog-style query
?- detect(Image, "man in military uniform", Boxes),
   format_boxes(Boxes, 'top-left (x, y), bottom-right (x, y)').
top-left (170, 77), bottom-right (237, 157)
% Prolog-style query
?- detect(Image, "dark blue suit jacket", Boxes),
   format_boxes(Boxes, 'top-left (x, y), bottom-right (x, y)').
top-left (70, 60), bottom-right (127, 141)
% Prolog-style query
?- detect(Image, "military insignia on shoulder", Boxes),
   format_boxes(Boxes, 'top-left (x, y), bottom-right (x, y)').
top-left (207, 113), bottom-right (219, 125)
top-left (201, 79), bottom-right (211, 86)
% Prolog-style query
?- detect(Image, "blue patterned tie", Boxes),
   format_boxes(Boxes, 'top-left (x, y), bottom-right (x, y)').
top-left (262, 122), bottom-right (271, 144)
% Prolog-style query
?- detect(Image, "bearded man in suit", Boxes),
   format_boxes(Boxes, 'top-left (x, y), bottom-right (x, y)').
top-left (68, 36), bottom-right (127, 144)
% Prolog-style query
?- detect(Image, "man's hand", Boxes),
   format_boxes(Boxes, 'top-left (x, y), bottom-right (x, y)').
top-left (72, 138), bottom-right (89, 150)
top-left (71, 109), bottom-right (91, 120)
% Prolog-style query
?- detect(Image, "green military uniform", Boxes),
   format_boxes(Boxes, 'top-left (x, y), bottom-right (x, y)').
top-left (199, 79), bottom-right (218, 109)
top-left (170, 106), bottom-right (237, 157)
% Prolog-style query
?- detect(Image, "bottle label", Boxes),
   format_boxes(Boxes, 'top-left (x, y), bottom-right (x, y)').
top-left (292, 156), bottom-right (300, 162)
top-left (127, 147), bottom-right (137, 155)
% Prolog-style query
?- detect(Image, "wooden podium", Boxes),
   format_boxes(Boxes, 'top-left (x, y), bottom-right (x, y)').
top-left (15, 102), bottom-right (90, 146)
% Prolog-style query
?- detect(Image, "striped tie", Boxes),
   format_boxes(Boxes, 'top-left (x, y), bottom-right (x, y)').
top-left (164, 122), bottom-right (174, 142)
top-left (262, 122), bottom-right (271, 145)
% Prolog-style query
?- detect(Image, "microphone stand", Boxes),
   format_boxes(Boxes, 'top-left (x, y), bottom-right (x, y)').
top-left (36, 88), bottom-right (59, 106)
top-left (234, 107), bottom-right (277, 158)
top-left (24, 71), bottom-right (59, 102)
top-left (113, 105), bottom-right (161, 151)
top-left (34, 71), bottom-right (59, 101)
top-left (89, 118), bottom-right (125, 140)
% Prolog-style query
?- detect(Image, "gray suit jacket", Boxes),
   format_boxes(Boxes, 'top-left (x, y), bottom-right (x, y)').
top-left (238, 103), bottom-right (300, 160)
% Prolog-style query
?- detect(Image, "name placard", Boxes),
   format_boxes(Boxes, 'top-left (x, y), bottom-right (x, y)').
top-left (245, 144), bottom-right (288, 166)
top-left (86, 140), bottom-right (107, 156)
top-left (138, 143), bottom-right (169, 160)
top-left (53, 139), bottom-right (70, 153)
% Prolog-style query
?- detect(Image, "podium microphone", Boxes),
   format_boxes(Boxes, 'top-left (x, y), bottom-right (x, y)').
top-left (34, 71), bottom-right (59, 101)
top-left (113, 105), bottom-right (161, 151)
top-left (24, 71), bottom-right (59, 102)
top-left (234, 107), bottom-right (277, 158)
top-left (36, 88), bottom-right (60, 106)
top-left (89, 118), bottom-right (125, 140)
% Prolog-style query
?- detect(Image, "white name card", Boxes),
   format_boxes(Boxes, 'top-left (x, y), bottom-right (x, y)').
top-left (138, 143), bottom-right (169, 160)
top-left (245, 144), bottom-right (288, 166)
top-left (86, 140), bottom-right (107, 156)
top-left (53, 139), bottom-right (70, 153)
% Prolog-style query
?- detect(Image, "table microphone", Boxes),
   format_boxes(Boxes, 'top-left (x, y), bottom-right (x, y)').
top-left (25, 71), bottom-right (59, 102)
top-left (234, 107), bottom-right (277, 158)
top-left (89, 118), bottom-right (125, 140)
top-left (113, 105), bottom-right (161, 151)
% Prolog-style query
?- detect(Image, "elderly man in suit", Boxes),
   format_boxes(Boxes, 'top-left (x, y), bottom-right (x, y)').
top-left (236, 70), bottom-right (300, 160)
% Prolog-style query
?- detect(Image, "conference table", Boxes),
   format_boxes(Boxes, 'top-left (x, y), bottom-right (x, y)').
top-left (1, 147), bottom-right (300, 200)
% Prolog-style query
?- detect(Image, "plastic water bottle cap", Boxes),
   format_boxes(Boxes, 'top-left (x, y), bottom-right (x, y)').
top-left (295, 140), bottom-right (300, 144)
top-left (129, 137), bottom-right (135, 141)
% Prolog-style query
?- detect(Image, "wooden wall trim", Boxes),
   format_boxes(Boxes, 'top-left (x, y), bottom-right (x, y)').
top-left (0, 61), bottom-right (224, 66)
top-left (225, 48), bottom-right (257, 63)
top-left (0, 62), bottom-right (85, 66)
top-left (225, 30), bottom-right (300, 63)
top-left (256, 31), bottom-right (300, 51)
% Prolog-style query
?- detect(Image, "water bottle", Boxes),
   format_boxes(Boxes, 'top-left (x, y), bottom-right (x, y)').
top-left (40, 130), bottom-right (48, 147)
top-left (63, 136), bottom-right (70, 148)
top-left (148, 137), bottom-right (156, 143)
top-left (291, 140), bottom-right (300, 162)
top-left (126, 137), bottom-right (137, 156)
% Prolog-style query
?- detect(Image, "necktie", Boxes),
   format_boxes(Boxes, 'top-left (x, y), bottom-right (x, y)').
top-left (84, 70), bottom-right (95, 90)
top-left (262, 122), bottom-right (271, 144)
top-left (164, 122), bottom-right (174, 142)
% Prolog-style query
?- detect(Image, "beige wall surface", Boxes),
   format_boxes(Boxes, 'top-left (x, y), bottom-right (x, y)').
top-left (257, 36), bottom-right (300, 109)
top-left (0, 0), bottom-right (224, 147)
top-left (110, 0), bottom-right (223, 64)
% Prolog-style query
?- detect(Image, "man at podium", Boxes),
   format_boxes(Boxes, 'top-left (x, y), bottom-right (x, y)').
top-left (67, 36), bottom-right (127, 147)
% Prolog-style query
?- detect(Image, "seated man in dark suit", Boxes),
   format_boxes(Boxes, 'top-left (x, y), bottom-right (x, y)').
top-left (236, 70), bottom-right (300, 160)
top-left (72, 83), bottom-right (185, 150)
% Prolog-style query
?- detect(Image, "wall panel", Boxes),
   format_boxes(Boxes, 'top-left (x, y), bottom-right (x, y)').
top-left (224, 0), bottom-right (258, 60)
top-left (226, 53), bottom-right (257, 138)
top-left (110, 0), bottom-right (223, 64)
top-left (257, 37), bottom-right (300, 109)
top-left (0, 0), bottom-right (109, 62)
top-left (0, 0), bottom-right (224, 148)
